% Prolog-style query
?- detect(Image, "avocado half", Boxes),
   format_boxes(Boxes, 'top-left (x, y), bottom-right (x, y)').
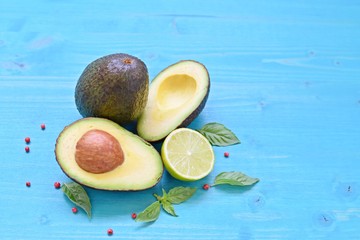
top-left (55, 117), bottom-right (163, 191)
top-left (137, 60), bottom-right (210, 142)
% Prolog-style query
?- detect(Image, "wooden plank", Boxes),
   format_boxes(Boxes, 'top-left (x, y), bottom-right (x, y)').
top-left (0, 0), bottom-right (359, 239)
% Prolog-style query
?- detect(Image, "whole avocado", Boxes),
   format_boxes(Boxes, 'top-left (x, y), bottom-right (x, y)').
top-left (75, 53), bottom-right (149, 124)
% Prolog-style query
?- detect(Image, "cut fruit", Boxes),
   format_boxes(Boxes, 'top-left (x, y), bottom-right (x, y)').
top-left (161, 128), bottom-right (215, 181)
top-left (137, 60), bottom-right (210, 142)
top-left (55, 117), bottom-right (163, 191)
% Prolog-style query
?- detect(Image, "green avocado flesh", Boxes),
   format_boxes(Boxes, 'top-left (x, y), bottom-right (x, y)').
top-left (137, 60), bottom-right (210, 142)
top-left (75, 53), bottom-right (149, 125)
top-left (55, 117), bottom-right (163, 191)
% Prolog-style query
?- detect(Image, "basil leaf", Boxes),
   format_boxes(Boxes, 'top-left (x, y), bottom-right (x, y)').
top-left (213, 172), bottom-right (259, 186)
top-left (161, 200), bottom-right (177, 217)
top-left (198, 122), bottom-right (240, 146)
top-left (61, 182), bottom-right (92, 219)
top-left (162, 188), bottom-right (167, 199)
top-left (167, 187), bottom-right (197, 204)
top-left (135, 201), bottom-right (161, 222)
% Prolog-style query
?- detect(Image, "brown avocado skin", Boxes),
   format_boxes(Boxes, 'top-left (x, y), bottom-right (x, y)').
top-left (75, 53), bottom-right (149, 125)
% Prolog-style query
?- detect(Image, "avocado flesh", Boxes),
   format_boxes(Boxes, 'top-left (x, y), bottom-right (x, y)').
top-left (55, 117), bottom-right (163, 191)
top-left (75, 53), bottom-right (149, 125)
top-left (137, 60), bottom-right (210, 142)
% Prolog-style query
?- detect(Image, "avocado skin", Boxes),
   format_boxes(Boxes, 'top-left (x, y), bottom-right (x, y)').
top-left (75, 53), bottom-right (149, 124)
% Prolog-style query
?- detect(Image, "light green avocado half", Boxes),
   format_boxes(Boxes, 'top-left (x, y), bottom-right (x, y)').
top-left (137, 60), bottom-right (210, 142)
top-left (55, 117), bottom-right (163, 191)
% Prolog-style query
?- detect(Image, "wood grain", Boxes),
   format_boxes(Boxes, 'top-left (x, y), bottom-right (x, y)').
top-left (1, 0), bottom-right (360, 239)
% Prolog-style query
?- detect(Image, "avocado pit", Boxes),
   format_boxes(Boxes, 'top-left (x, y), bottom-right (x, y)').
top-left (75, 129), bottom-right (124, 174)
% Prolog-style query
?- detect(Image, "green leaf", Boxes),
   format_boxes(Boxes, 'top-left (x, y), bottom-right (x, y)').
top-left (162, 188), bottom-right (168, 199)
top-left (161, 200), bottom-right (177, 217)
top-left (61, 182), bottom-right (92, 219)
top-left (135, 201), bottom-right (161, 223)
top-left (167, 187), bottom-right (197, 204)
top-left (213, 172), bottom-right (259, 186)
top-left (198, 122), bottom-right (240, 146)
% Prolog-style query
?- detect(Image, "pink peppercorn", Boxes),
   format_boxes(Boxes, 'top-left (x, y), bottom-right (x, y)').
top-left (26, 182), bottom-right (31, 187)
top-left (224, 152), bottom-right (230, 158)
top-left (54, 182), bottom-right (61, 189)
top-left (131, 213), bottom-right (137, 219)
top-left (41, 123), bottom-right (46, 130)
top-left (202, 184), bottom-right (210, 190)
top-left (25, 146), bottom-right (30, 153)
top-left (25, 137), bottom-right (31, 144)
top-left (72, 207), bottom-right (78, 214)
top-left (107, 228), bottom-right (113, 236)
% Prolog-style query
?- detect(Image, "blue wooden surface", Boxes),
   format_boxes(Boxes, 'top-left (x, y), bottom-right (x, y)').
top-left (1, 0), bottom-right (360, 239)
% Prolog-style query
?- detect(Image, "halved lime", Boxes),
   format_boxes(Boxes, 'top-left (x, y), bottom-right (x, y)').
top-left (161, 128), bottom-right (215, 181)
